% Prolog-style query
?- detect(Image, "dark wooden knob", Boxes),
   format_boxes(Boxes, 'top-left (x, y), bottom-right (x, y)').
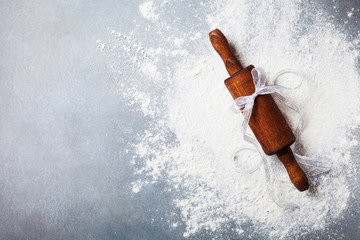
top-left (209, 29), bottom-right (243, 76)
top-left (276, 147), bottom-right (309, 191)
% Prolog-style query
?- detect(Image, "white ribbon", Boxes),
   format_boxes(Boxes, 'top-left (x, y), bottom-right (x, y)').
top-left (232, 68), bottom-right (331, 209)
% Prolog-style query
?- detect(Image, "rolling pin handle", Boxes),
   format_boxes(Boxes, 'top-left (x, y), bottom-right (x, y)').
top-left (209, 29), bottom-right (243, 76)
top-left (276, 147), bottom-right (309, 191)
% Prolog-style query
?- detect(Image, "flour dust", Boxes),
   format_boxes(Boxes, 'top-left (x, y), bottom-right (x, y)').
top-left (98, 0), bottom-right (360, 238)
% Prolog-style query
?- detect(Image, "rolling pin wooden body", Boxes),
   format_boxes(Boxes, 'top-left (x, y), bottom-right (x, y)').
top-left (209, 29), bottom-right (309, 191)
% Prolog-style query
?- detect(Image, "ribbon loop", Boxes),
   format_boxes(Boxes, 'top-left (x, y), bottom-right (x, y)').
top-left (231, 68), bottom-right (331, 209)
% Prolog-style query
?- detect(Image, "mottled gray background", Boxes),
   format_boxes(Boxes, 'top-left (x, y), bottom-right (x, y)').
top-left (0, 0), bottom-right (359, 239)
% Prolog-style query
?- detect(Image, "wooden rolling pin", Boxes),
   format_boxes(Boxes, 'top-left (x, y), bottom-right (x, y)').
top-left (209, 29), bottom-right (309, 191)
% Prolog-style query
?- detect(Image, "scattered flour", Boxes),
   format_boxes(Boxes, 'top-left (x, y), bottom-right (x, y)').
top-left (99, 0), bottom-right (360, 238)
top-left (139, 1), bottom-right (159, 21)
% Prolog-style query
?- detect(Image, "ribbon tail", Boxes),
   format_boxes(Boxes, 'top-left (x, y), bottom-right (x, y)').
top-left (273, 92), bottom-right (304, 138)
top-left (240, 132), bottom-right (299, 209)
top-left (293, 153), bottom-right (332, 177)
top-left (241, 136), bottom-right (299, 209)
top-left (261, 153), bottom-right (299, 209)
top-left (241, 103), bottom-right (253, 137)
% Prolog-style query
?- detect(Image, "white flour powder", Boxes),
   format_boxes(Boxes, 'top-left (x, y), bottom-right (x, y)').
top-left (98, 0), bottom-right (360, 238)
top-left (139, 1), bottom-right (159, 21)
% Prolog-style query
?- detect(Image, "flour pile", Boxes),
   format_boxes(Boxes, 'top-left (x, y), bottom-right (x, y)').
top-left (98, 0), bottom-right (360, 238)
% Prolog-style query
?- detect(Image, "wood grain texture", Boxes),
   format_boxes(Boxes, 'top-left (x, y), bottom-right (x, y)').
top-left (209, 29), bottom-right (309, 191)
top-left (225, 66), bottom-right (296, 155)
top-left (209, 29), bottom-right (243, 76)
top-left (277, 147), bottom-right (309, 191)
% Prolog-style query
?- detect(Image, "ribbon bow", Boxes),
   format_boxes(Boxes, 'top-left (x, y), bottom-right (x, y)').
top-left (232, 68), bottom-right (331, 208)
top-left (233, 68), bottom-right (299, 137)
